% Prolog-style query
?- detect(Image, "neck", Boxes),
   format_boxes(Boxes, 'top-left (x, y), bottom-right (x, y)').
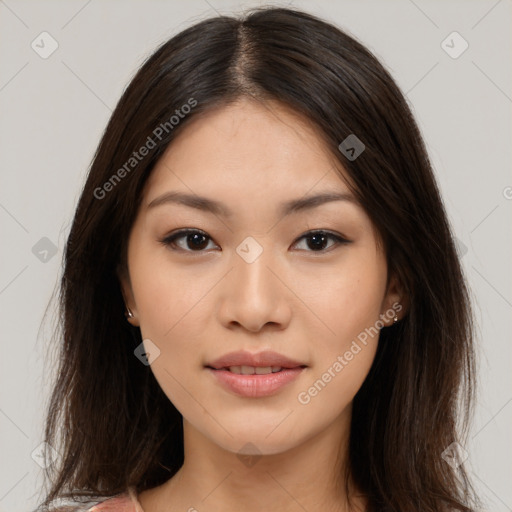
top-left (141, 408), bottom-right (367, 512)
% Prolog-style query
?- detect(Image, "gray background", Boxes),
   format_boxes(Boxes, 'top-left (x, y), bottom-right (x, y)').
top-left (0, 0), bottom-right (510, 510)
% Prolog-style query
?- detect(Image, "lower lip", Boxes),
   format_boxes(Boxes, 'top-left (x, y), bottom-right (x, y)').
top-left (206, 367), bottom-right (305, 398)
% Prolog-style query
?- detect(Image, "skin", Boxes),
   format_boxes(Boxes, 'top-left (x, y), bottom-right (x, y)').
top-left (119, 97), bottom-right (405, 512)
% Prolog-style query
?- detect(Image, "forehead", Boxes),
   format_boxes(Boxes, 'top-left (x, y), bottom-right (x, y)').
top-left (144, 98), bottom-right (354, 200)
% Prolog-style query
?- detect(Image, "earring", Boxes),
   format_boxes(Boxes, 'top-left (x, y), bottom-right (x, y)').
top-left (393, 303), bottom-right (400, 323)
top-left (125, 307), bottom-right (134, 319)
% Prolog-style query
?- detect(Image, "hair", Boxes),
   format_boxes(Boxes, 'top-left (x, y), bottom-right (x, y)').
top-left (37, 6), bottom-right (480, 512)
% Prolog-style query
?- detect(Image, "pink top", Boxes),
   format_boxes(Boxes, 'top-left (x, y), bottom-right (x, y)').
top-left (86, 487), bottom-right (144, 512)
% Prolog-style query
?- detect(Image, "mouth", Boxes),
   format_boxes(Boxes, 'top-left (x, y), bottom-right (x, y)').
top-left (205, 350), bottom-right (307, 372)
top-left (204, 350), bottom-right (308, 398)
top-left (206, 365), bottom-right (306, 374)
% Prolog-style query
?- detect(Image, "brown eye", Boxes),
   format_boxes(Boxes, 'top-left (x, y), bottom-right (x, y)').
top-left (161, 229), bottom-right (217, 252)
top-left (160, 229), bottom-right (350, 254)
top-left (293, 230), bottom-right (350, 252)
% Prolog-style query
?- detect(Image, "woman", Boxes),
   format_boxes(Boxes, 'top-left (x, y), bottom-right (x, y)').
top-left (37, 6), bottom-right (480, 512)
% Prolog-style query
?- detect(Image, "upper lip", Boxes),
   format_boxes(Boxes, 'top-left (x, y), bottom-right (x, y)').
top-left (206, 350), bottom-right (307, 370)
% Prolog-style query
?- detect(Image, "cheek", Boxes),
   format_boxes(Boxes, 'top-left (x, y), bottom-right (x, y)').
top-left (130, 257), bottom-right (205, 405)
top-left (296, 342), bottom-right (377, 421)
top-left (297, 249), bottom-right (386, 351)
top-left (130, 247), bottom-right (208, 338)
top-left (295, 260), bottom-right (383, 412)
top-left (129, 251), bottom-right (216, 403)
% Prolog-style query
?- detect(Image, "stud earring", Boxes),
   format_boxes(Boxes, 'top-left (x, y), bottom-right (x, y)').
top-left (125, 307), bottom-right (134, 319)
top-left (393, 303), bottom-right (400, 323)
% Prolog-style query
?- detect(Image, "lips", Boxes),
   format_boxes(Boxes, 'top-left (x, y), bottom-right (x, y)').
top-left (205, 350), bottom-right (307, 398)
top-left (206, 350), bottom-right (307, 371)
top-left (222, 365), bottom-right (284, 375)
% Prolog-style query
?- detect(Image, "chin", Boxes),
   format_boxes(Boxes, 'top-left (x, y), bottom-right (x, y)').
top-left (221, 434), bottom-right (300, 458)
top-left (200, 418), bottom-right (307, 458)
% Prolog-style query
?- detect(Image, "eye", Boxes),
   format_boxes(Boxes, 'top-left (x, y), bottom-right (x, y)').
top-left (160, 229), bottom-right (350, 254)
top-left (292, 230), bottom-right (350, 252)
top-left (160, 229), bottom-right (218, 252)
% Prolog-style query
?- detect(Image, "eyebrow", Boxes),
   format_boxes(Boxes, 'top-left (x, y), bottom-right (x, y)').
top-left (147, 190), bottom-right (358, 218)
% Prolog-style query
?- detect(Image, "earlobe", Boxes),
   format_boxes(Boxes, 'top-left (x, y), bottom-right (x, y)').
top-left (116, 264), bottom-right (139, 326)
top-left (381, 273), bottom-right (408, 326)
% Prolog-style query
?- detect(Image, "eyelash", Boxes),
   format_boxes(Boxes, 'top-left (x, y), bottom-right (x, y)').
top-left (159, 229), bottom-right (351, 254)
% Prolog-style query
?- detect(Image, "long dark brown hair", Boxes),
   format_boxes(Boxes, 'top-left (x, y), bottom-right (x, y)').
top-left (37, 6), bottom-right (480, 512)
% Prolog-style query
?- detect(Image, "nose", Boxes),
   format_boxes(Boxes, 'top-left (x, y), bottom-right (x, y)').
top-left (216, 246), bottom-right (292, 333)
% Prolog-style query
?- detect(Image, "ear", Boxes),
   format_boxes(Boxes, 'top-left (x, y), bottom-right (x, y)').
top-left (116, 263), bottom-right (140, 327)
top-left (379, 272), bottom-right (408, 327)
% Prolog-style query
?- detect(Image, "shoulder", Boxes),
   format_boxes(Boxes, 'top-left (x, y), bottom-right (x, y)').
top-left (43, 490), bottom-right (141, 512)
top-left (86, 493), bottom-right (138, 511)
top-left (39, 487), bottom-right (143, 512)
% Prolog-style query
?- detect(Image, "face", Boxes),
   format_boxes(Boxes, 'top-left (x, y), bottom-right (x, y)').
top-left (119, 97), bottom-right (402, 457)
